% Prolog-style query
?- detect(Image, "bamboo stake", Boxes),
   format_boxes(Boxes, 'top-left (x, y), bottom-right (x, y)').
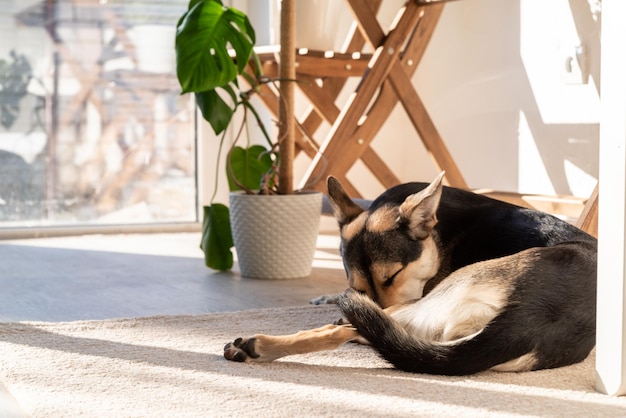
top-left (277, 0), bottom-right (295, 194)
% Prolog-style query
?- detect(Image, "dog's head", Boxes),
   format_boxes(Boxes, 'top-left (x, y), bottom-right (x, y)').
top-left (327, 173), bottom-right (445, 308)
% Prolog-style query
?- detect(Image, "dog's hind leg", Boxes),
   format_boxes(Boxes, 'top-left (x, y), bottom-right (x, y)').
top-left (224, 323), bottom-right (360, 362)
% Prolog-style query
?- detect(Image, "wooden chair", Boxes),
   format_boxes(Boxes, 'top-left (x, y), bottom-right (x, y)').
top-left (576, 183), bottom-right (598, 237)
top-left (254, 0), bottom-right (466, 197)
top-left (253, 0), bottom-right (599, 238)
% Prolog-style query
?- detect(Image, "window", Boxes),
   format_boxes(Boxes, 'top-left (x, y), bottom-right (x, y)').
top-left (0, 0), bottom-right (197, 230)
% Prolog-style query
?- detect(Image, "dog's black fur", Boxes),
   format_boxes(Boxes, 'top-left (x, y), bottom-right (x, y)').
top-left (224, 175), bottom-right (597, 376)
top-left (333, 179), bottom-right (597, 375)
top-left (364, 181), bottom-right (595, 293)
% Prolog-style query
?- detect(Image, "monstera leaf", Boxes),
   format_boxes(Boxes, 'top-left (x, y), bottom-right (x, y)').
top-left (228, 145), bottom-right (273, 191)
top-left (200, 204), bottom-right (234, 271)
top-left (176, 0), bottom-right (255, 93)
top-left (176, 0), bottom-right (256, 135)
top-left (194, 87), bottom-right (236, 135)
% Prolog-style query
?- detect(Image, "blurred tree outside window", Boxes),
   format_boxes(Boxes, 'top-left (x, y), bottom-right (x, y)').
top-left (0, 0), bottom-right (197, 228)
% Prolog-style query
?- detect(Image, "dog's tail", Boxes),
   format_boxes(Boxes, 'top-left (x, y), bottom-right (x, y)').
top-left (336, 292), bottom-right (521, 376)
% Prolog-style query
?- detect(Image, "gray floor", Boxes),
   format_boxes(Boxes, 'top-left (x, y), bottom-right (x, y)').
top-left (0, 227), bottom-right (347, 322)
top-left (0, 224), bottom-right (347, 416)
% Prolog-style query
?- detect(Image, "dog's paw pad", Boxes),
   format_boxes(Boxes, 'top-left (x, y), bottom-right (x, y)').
top-left (224, 337), bottom-right (259, 362)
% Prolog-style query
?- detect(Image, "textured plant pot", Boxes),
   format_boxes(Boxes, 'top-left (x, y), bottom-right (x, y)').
top-left (229, 191), bottom-right (323, 279)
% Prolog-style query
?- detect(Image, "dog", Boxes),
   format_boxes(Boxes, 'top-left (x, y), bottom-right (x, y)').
top-left (224, 172), bottom-right (597, 375)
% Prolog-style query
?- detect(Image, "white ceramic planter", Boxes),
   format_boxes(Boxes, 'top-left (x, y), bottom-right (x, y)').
top-left (229, 191), bottom-right (323, 279)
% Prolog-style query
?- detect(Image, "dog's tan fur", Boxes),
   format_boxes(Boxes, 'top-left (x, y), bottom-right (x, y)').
top-left (223, 173), bottom-right (517, 366)
top-left (374, 236), bottom-right (440, 308)
top-left (224, 267), bottom-right (514, 366)
top-left (224, 172), bottom-right (596, 375)
top-left (226, 324), bottom-right (360, 363)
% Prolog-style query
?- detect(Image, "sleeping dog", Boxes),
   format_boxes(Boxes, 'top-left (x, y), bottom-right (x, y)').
top-left (224, 172), bottom-right (597, 375)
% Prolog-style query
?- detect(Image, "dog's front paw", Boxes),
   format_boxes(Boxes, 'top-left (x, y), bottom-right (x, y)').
top-left (224, 337), bottom-right (260, 362)
top-left (310, 292), bottom-right (344, 305)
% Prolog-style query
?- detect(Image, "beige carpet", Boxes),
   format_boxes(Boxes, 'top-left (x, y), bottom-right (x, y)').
top-left (1, 305), bottom-right (625, 418)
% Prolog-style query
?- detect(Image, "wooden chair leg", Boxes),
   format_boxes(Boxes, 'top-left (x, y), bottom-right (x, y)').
top-left (576, 183), bottom-right (598, 238)
top-left (348, 0), bottom-right (466, 188)
top-left (300, 1), bottom-right (425, 191)
top-left (300, 1), bottom-right (467, 193)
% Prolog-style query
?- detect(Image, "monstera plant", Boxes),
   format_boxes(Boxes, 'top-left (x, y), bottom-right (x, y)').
top-left (176, 0), bottom-right (310, 275)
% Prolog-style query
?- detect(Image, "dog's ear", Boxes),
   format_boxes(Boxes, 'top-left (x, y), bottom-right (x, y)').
top-left (399, 172), bottom-right (445, 239)
top-left (327, 176), bottom-right (364, 226)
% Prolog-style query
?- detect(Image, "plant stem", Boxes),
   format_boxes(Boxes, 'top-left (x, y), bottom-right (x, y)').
top-left (210, 126), bottom-right (229, 204)
top-left (277, 0), bottom-right (295, 195)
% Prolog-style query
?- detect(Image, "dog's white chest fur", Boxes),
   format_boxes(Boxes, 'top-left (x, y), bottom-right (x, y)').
top-left (391, 263), bottom-right (510, 344)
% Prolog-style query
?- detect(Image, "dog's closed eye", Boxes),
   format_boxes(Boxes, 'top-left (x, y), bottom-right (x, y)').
top-left (383, 269), bottom-right (403, 288)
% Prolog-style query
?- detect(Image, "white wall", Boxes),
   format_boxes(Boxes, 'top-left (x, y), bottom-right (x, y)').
top-left (406, 0), bottom-right (600, 198)
top-left (200, 0), bottom-right (601, 205)
top-left (368, 0), bottom-right (600, 198)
